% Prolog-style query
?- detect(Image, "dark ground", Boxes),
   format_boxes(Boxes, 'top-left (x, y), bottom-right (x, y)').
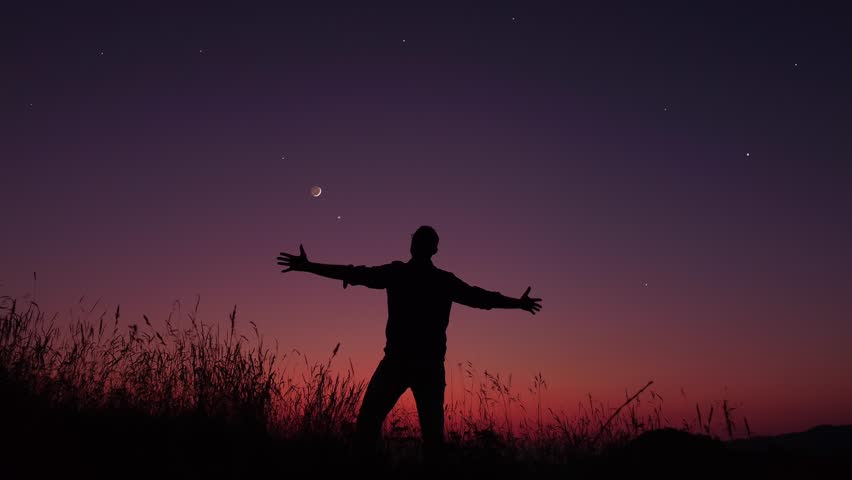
top-left (1, 379), bottom-right (849, 480)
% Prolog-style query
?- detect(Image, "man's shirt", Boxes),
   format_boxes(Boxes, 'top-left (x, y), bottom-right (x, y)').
top-left (341, 258), bottom-right (507, 363)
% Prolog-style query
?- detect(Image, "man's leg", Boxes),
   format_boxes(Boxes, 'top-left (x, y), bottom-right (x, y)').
top-left (355, 356), bottom-right (408, 460)
top-left (410, 361), bottom-right (446, 465)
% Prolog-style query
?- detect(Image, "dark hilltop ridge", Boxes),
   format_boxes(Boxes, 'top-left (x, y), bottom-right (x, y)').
top-left (2, 400), bottom-right (848, 479)
top-left (728, 424), bottom-right (852, 455)
top-left (621, 424), bottom-right (852, 459)
top-left (2, 297), bottom-right (850, 478)
top-left (3, 372), bottom-right (849, 479)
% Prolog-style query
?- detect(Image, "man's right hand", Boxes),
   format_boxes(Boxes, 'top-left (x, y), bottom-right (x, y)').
top-left (277, 244), bottom-right (310, 273)
top-left (519, 286), bottom-right (542, 315)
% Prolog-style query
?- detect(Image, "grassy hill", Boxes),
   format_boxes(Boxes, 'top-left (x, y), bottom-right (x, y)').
top-left (2, 296), bottom-right (848, 478)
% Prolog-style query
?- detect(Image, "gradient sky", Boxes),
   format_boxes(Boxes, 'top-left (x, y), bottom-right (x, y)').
top-left (2, 3), bottom-right (851, 435)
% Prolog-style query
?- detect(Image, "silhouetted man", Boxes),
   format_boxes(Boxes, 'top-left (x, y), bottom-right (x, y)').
top-left (276, 226), bottom-right (542, 463)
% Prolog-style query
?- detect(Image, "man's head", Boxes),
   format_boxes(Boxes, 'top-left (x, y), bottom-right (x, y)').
top-left (410, 225), bottom-right (439, 260)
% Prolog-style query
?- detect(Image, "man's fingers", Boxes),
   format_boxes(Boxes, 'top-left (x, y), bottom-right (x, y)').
top-left (522, 300), bottom-right (541, 314)
top-left (530, 297), bottom-right (542, 302)
top-left (279, 245), bottom-right (306, 260)
top-left (525, 302), bottom-right (541, 314)
top-left (277, 261), bottom-right (291, 266)
top-left (281, 268), bottom-right (292, 273)
top-left (523, 286), bottom-right (531, 297)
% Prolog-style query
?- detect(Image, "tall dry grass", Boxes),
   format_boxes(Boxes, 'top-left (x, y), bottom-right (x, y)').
top-left (0, 294), bottom-right (748, 468)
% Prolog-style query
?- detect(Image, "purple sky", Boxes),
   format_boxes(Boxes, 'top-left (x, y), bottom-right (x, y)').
top-left (2, 3), bottom-right (851, 434)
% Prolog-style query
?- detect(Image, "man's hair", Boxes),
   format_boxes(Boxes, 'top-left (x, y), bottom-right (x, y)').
top-left (411, 225), bottom-right (439, 257)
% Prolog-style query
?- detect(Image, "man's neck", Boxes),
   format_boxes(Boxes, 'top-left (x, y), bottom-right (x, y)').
top-left (409, 256), bottom-right (434, 267)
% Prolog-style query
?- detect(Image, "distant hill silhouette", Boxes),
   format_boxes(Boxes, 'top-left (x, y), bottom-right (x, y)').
top-left (728, 424), bottom-right (852, 455)
top-left (607, 426), bottom-right (852, 476)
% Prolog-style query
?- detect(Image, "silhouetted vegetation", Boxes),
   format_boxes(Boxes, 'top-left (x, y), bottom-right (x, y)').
top-left (1, 296), bottom-right (847, 478)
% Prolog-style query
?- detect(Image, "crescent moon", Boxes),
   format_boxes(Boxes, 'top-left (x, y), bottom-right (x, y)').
top-left (310, 186), bottom-right (322, 197)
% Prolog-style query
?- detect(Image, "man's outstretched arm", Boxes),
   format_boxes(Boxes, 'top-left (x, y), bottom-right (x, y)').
top-left (277, 244), bottom-right (393, 289)
top-left (450, 275), bottom-right (542, 315)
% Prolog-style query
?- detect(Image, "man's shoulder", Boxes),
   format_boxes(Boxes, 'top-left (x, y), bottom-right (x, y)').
top-left (390, 261), bottom-right (458, 280)
top-left (378, 260), bottom-right (405, 273)
top-left (434, 266), bottom-right (459, 281)
top-left (386, 260), bottom-right (406, 270)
